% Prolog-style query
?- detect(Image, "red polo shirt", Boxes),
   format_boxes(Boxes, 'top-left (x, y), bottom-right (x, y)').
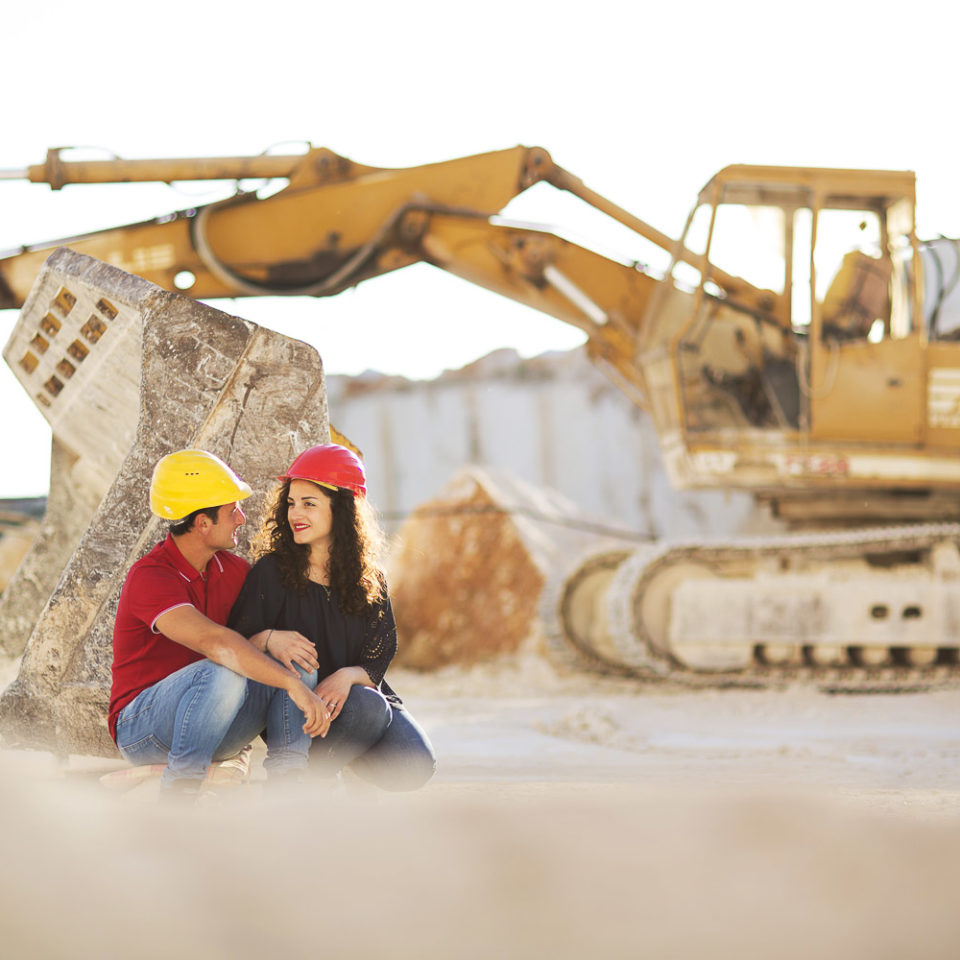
top-left (108, 534), bottom-right (250, 741)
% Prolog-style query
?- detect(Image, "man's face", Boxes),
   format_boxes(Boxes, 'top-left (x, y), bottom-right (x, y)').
top-left (206, 501), bottom-right (246, 550)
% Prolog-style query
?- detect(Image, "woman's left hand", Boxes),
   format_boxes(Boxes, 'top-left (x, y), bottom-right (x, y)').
top-left (315, 667), bottom-right (367, 721)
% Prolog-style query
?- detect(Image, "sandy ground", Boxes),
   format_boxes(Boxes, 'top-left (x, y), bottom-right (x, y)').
top-left (1, 653), bottom-right (959, 959)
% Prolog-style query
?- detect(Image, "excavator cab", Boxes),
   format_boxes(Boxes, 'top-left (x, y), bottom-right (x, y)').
top-left (657, 165), bottom-right (960, 521)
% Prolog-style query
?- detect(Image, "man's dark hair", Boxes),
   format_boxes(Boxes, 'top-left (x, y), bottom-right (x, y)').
top-left (170, 505), bottom-right (221, 536)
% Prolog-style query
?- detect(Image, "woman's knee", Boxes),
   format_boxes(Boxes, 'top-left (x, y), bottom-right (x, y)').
top-left (353, 745), bottom-right (436, 792)
top-left (308, 686), bottom-right (392, 770)
top-left (337, 685), bottom-right (391, 738)
top-left (351, 710), bottom-right (437, 792)
top-left (381, 749), bottom-right (437, 792)
top-left (293, 664), bottom-right (318, 689)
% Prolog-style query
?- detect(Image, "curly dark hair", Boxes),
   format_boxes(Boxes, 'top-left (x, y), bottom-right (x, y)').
top-left (253, 478), bottom-right (385, 615)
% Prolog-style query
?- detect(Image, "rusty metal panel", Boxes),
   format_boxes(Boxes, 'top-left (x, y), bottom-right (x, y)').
top-left (810, 335), bottom-right (924, 444)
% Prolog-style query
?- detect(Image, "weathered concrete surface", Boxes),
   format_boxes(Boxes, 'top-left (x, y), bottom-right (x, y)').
top-left (1, 258), bottom-right (145, 658)
top-left (387, 468), bottom-right (610, 668)
top-left (0, 510), bottom-right (39, 595)
top-left (0, 248), bottom-right (329, 757)
top-left (0, 439), bottom-right (106, 658)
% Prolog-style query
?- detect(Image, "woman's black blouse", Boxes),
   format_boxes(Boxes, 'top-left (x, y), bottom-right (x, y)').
top-left (228, 554), bottom-right (400, 700)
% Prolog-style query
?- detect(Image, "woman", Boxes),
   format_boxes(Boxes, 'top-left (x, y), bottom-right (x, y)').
top-left (228, 444), bottom-right (436, 791)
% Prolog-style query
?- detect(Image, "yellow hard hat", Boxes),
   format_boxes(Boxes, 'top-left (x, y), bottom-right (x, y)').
top-left (149, 449), bottom-right (252, 520)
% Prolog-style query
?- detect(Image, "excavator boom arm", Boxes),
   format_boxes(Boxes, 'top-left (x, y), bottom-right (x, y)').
top-left (0, 145), bottom-right (547, 307)
top-left (0, 144), bottom-right (779, 324)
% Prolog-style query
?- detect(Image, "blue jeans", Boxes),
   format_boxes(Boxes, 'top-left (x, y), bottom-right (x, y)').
top-left (309, 685), bottom-right (436, 791)
top-left (115, 659), bottom-right (317, 787)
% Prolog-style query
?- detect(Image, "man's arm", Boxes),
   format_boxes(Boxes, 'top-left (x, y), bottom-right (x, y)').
top-left (155, 605), bottom-right (330, 737)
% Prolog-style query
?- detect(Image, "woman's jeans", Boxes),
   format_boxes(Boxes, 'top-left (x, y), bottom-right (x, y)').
top-left (309, 685), bottom-right (437, 791)
top-left (115, 659), bottom-right (317, 788)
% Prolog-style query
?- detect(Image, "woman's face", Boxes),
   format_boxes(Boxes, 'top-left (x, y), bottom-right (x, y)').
top-left (287, 479), bottom-right (334, 550)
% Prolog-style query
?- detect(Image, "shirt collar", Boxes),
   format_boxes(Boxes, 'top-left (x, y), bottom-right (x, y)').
top-left (161, 533), bottom-right (206, 584)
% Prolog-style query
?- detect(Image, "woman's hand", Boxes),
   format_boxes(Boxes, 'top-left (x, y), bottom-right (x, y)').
top-left (315, 667), bottom-right (369, 721)
top-left (266, 630), bottom-right (320, 675)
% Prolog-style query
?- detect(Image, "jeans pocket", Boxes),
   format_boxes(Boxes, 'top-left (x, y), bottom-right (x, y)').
top-left (117, 733), bottom-right (169, 765)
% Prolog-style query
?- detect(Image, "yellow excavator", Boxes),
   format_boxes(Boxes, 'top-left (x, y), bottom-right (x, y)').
top-left (2, 144), bottom-right (960, 687)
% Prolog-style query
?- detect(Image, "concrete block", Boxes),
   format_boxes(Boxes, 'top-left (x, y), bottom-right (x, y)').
top-left (0, 248), bottom-right (328, 757)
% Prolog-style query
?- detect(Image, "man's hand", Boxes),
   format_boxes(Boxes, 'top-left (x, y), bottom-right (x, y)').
top-left (266, 630), bottom-right (320, 675)
top-left (289, 682), bottom-right (331, 738)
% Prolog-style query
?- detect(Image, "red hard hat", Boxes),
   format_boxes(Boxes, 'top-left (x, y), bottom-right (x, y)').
top-left (281, 444), bottom-right (367, 497)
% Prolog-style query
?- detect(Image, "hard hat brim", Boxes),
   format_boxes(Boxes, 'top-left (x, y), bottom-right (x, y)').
top-left (279, 475), bottom-right (340, 493)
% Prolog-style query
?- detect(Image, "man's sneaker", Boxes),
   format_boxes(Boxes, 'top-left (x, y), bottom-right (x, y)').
top-left (100, 744), bottom-right (254, 795)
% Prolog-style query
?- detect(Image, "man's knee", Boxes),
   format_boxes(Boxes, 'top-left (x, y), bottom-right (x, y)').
top-left (199, 661), bottom-right (248, 711)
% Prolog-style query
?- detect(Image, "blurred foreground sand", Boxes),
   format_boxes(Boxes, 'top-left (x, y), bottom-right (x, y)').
top-left (2, 654), bottom-right (959, 959)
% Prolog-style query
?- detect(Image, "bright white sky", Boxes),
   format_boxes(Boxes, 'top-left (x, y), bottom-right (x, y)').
top-left (2, 0), bottom-right (959, 497)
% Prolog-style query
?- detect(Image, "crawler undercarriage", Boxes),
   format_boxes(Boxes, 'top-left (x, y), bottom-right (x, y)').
top-left (552, 524), bottom-right (960, 692)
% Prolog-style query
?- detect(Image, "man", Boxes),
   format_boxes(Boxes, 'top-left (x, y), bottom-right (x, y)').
top-left (109, 449), bottom-right (329, 799)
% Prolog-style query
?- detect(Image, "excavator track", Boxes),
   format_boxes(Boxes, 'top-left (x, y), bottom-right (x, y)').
top-left (550, 524), bottom-right (960, 693)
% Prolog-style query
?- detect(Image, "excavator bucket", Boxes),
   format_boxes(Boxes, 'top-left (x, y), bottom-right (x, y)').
top-left (0, 248), bottom-right (329, 757)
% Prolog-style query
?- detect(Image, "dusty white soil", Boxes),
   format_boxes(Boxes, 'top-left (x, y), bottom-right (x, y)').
top-left (394, 657), bottom-right (960, 811)
top-left (1, 653), bottom-right (959, 958)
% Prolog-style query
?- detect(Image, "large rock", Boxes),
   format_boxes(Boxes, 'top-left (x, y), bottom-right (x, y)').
top-left (387, 468), bottom-right (610, 668)
top-left (0, 248), bottom-right (329, 757)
